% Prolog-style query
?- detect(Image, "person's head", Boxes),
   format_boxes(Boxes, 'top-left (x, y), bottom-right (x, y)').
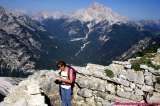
top-left (56, 60), bottom-right (66, 71)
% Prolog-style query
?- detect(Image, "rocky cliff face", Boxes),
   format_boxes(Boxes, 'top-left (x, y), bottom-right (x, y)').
top-left (117, 36), bottom-right (160, 61)
top-left (0, 6), bottom-right (41, 72)
top-left (0, 6), bottom-right (60, 73)
top-left (1, 49), bottom-right (160, 106)
top-left (0, 77), bottom-right (23, 102)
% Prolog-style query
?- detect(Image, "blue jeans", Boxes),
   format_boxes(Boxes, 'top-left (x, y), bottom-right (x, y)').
top-left (60, 87), bottom-right (72, 106)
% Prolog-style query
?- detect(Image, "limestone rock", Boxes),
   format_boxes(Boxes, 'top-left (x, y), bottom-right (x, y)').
top-left (155, 83), bottom-right (160, 92)
top-left (2, 79), bottom-right (47, 106)
top-left (140, 65), bottom-right (160, 75)
top-left (78, 88), bottom-right (92, 98)
top-left (124, 64), bottom-right (132, 69)
top-left (130, 83), bottom-right (136, 89)
top-left (116, 89), bottom-right (131, 99)
top-left (76, 64), bottom-right (106, 79)
top-left (145, 75), bottom-right (153, 86)
top-left (105, 83), bottom-right (115, 94)
top-left (107, 63), bottom-right (124, 77)
top-left (126, 69), bottom-right (136, 82)
top-left (129, 94), bottom-right (143, 101)
top-left (136, 71), bottom-right (144, 85)
top-left (76, 77), bottom-right (90, 88)
top-left (0, 77), bottom-right (22, 98)
top-left (142, 85), bottom-right (154, 92)
top-left (144, 70), bottom-right (152, 76)
top-left (135, 89), bottom-right (144, 96)
top-left (157, 48), bottom-right (160, 53)
top-left (123, 87), bottom-right (133, 92)
top-left (147, 92), bottom-right (160, 103)
top-left (153, 53), bottom-right (160, 65)
top-left (117, 78), bottom-right (129, 87)
top-left (116, 85), bottom-right (131, 99)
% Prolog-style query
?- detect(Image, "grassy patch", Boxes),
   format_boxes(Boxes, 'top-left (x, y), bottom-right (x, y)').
top-left (134, 44), bottom-right (160, 58)
top-left (149, 63), bottom-right (160, 70)
top-left (131, 57), bottom-right (150, 71)
top-left (131, 60), bottom-right (141, 71)
top-left (143, 53), bottom-right (155, 58)
top-left (131, 56), bottom-right (160, 71)
top-left (104, 69), bottom-right (114, 78)
top-left (131, 44), bottom-right (160, 71)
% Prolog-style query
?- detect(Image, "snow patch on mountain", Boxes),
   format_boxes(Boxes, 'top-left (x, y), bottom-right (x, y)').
top-left (75, 41), bottom-right (90, 56)
top-left (84, 23), bottom-right (93, 41)
top-left (73, 22), bottom-right (93, 56)
top-left (70, 38), bottom-right (84, 42)
top-left (99, 35), bottom-right (110, 42)
top-left (68, 28), bottom-right (78, 35)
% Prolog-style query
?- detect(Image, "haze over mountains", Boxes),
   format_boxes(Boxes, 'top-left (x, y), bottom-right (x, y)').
top-left (0, 2), bottom-right (160, 72)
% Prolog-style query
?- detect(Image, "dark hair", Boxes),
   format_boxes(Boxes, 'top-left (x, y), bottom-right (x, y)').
top-left (56, 60), bottom-right (66, 68)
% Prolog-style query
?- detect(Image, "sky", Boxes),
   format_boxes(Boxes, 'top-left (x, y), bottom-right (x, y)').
top-left (0, 0), bottom-right (160, 20)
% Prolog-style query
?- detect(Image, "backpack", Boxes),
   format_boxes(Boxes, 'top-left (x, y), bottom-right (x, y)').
top-left (67, 65), bottom-right (76, 86)
top-left (67, 65), bottom-right (76, 95)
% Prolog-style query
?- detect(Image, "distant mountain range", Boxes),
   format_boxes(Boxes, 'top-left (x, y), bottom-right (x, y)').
top-left (33, 2), bottom-right (127, 24)
top-left (0, 2), bottom-right (160, 72)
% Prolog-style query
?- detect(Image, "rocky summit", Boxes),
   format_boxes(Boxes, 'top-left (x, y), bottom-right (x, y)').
top-left (1, 49), bottom-right (160, 106)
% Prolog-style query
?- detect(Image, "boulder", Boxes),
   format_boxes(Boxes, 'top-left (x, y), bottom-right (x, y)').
top-left (136, 71), bottom-right (144, 85)
top-left (135, 89), bottom-right (144, 96)
top-left (1, 79), bottom-right (47, 106)
top-left (153, 53), bottom-right (160, 65)
top-left (107, 63), bottom-right (124, 77)
top-left (126, 69), bottom-right (136, 82)
top-left (124, 64), bottom-right (132, 69)
top-left (145, 76), bottom-right (153, 86)
top-left (155, 83), bottom-right (160, 92)
top-left (147, 92), bottom-right (160, 103)
top-left (141, 85), bottom-right (154, 92)
top-left (77, 88), bottom-right (92, 98)
top-left (123, 87), bottom-right (133, 92)
top-left (157, 48), bottom-right (160, 53)
top-left (117, 78), bottom-right (129, 87)
top-left (76, 64), bottom-right (106, 79)
top-left (140, 65), bottom-right (160, 75)
top-left (130, 83), bottom-right (136, 89)
top-left (105, 83), bottom-right (116, 94)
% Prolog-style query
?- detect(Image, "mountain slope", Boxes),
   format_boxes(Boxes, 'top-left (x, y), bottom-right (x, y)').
top-left (0, 6), bottom-right (60, 74)
top-left (41, 14), bottom-right (159, 66)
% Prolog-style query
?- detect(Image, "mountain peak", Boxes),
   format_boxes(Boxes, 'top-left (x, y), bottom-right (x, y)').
top-left (72, 2), bottom-right (127, 24)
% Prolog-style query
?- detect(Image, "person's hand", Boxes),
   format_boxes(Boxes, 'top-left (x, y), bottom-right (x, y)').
top-left (55, 77), bottom-right (62, 84)
top-left (56, 77), bottom-right (62, 81)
